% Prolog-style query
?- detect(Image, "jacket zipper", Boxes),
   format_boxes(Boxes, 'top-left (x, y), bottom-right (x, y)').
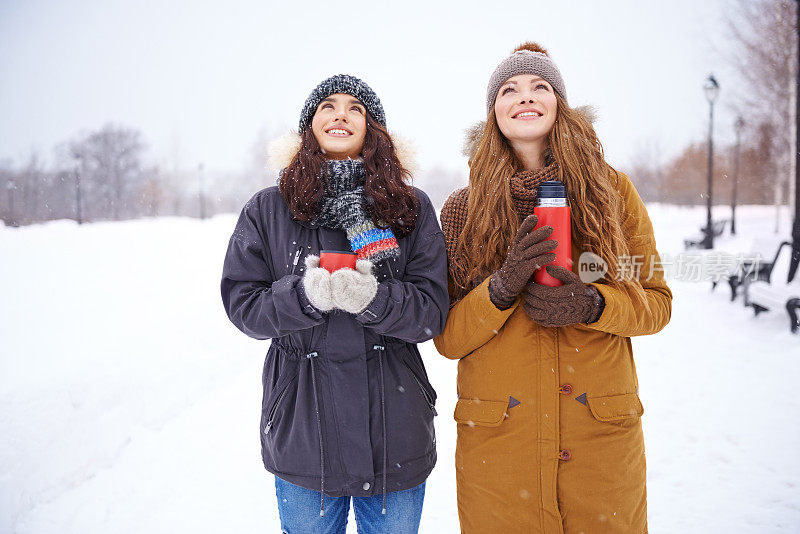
top-left (410, 372), bottom-right (438, 416)
top-left (265, 375), bottom-right (295, 433)
top-left (395, 347), bottom-right (437, 416)
top-left (290, 248), bottom-right (302, 275)
top-left (384, 259), bottom-right (395, 279)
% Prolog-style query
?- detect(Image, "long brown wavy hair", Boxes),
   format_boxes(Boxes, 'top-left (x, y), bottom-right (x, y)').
top-left (279, 113), bottom-right (418, 238)
top-left (453, 92), bottom-right (647, 305)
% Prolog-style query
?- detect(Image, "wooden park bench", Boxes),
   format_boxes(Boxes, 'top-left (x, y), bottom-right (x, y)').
top-left (711, 237), bottom-right (784, 302)
top-left (684, 219), bottom-right (729, 250)
top-left (743, 240), bottom-right (800, 333)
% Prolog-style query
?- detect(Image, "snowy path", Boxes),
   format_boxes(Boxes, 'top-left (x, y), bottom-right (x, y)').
top-left (1, 206), bottom-right (798, 532)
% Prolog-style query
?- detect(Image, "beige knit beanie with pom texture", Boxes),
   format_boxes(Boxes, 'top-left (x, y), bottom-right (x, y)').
top-left (486, 42), bottom-right (567, 114)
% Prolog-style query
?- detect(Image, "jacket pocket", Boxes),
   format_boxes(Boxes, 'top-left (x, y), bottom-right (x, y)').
top-left (400, 350), bottom-right (438, 415)
top-left (264, 375), bottom-right (295, 434)
top-left (262, 356), bottom-right (328, 476)
top-left (263, 360), bottom-right (301, 434)
top-left (587, 393), bottom-right (643, 425)
top-left (403, 360), bottom-right (439, 415)
top-left (376, 344), bottom-right (436, 466)
top-left (453, 398), bottom-right (508, 427)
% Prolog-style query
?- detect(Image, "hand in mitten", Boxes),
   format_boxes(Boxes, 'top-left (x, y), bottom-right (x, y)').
top-left (488, 214), bottom-right (559, 309)
top-left (300, 255), bottom-right (334, 312)
top-left (330, 259), bottom-right (379, 314)
top-left (523, 265), bottom-right (604, 327)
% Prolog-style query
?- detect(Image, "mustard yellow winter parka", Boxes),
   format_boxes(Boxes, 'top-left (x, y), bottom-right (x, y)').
top-left (434, 170), bottom-right (672, 534)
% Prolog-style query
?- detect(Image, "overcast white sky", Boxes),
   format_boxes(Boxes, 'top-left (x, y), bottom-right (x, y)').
top-left (0, 0), bottom-right (740, 175)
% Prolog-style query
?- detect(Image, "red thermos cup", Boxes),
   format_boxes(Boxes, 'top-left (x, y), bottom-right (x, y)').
top-left (319, 250), bottom-right (357, 273)
top-left (532, 181), bottom-right (571, 287)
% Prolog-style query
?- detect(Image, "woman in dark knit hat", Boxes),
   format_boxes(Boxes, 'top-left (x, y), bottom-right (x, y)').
top-left (221, 74), bottom-right (448, 533)
top-left (434, 43), bottom-right (672, 532)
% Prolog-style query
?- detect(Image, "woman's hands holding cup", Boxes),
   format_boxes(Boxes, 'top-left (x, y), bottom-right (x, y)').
top-left (301, 255), bottom-right (335, 312)
top-left (523, 265), bottom-right (604, 327)
top-left (329, 260), bottom-right (378, 314)
top-left (301, 255), bottom-right (378, 315)
top-left (488, 214), bottom-right (559, 310)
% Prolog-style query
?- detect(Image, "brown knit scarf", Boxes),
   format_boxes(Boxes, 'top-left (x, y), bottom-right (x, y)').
top-left (508, 163), bottom-right (559, 219)
top-left (441, 163), bottom-right (560, 304)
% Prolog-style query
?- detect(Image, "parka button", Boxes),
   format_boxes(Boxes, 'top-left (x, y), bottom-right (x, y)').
top-left (560, 384), bottom-right (573, 395)
top-left (362, 482), bottom-right (371, 490)
top-left (559, 449), bottom-right (571, 461)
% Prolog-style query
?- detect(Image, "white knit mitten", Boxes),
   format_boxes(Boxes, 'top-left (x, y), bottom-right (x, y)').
top-left (330, 260), bottom-right (378, 314)
top-left (301, 255), bottom-right (334, 312)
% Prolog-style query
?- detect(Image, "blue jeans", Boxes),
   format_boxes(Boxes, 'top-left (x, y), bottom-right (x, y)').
top-left (274, 477), bottom-right (426, 534)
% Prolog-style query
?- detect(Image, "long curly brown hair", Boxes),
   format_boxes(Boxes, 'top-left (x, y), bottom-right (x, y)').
top-left (452, 45), bottom-right (647, 305)
top-left (279, 113), bottom-right (418, 238)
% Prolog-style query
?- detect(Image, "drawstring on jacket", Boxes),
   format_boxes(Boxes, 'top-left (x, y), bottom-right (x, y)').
top-left (306, 351), bottom-right (326, 517)
top-left (307, 343), bottom-right (391, 517)
top-left (375, 344), bottom-right (388, 514)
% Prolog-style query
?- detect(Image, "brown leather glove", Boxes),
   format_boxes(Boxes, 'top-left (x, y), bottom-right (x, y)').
top-left (523, 265), bottom-right (605, 327)
top-left (488, 214), bottom-right (558, 310)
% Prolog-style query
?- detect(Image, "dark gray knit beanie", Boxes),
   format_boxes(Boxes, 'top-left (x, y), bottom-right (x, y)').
top-left (298, 74), bottom-right (386, 132)
top-left (486, 46), bottom-right (567, 114)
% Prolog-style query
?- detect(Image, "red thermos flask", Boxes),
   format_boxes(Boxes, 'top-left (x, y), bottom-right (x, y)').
top-left (532, 180), bottom-right (571, 287)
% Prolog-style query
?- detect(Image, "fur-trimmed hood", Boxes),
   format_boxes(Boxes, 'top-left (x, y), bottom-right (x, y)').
top-left (267, 130), bottom-right (418, 175)
top-left (461, 105), bottom-right (598, 160)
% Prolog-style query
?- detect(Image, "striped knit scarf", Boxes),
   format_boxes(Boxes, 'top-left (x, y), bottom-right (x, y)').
top-left (314, 159), bottom-right (401, 263)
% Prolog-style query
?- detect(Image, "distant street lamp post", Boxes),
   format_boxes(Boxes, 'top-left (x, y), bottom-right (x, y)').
top-left (703, 74), bottom-right (720, 249)
top-left (6, 179), bottom-right (16, 227)
top-left (71, 151), bottom-right (86, 224)
top-left (790, 0), bottom-right (800, 280)
top-left (198, 163), bottom-right (206, 220)
top-left (732, 116), bottom-right (745, 235)
top-left (75, 164), bottom-right (83, 225)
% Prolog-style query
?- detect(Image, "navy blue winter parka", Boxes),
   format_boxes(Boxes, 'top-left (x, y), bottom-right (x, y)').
top-left (221, 184), bottom-right (449, 499)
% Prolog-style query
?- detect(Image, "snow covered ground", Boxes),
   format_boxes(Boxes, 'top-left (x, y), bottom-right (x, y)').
top-left (1, 203), bottom-right (799, 533)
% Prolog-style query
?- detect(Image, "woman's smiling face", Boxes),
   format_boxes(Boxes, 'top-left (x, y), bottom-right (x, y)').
top-left (493, 74), bottom-right (558, 146)
top-left (311, 93), bottom-right (367, 160)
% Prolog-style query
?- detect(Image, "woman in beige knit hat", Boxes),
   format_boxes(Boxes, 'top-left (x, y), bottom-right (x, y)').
top-left (434, 42), bottom-right (672, 533)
